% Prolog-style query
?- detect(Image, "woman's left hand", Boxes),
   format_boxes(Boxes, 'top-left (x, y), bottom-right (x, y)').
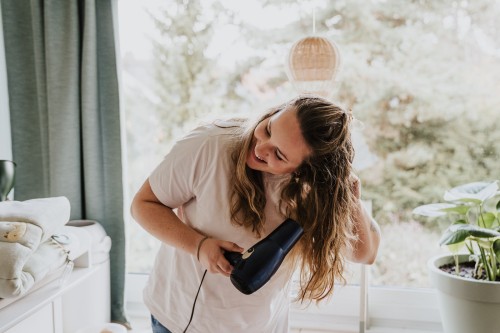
top-left (350, 173), bottom-right (361, 200)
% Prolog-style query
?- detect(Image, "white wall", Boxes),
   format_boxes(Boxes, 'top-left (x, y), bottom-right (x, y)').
top-left (0, 1), bottom-right (13, 161)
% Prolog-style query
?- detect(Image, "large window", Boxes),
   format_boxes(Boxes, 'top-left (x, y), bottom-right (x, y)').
top-left (118, 0), bottom-right (500, 293)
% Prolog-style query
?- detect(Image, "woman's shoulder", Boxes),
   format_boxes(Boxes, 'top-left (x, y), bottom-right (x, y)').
top-left (184, 119), bottom-right (244, 140)
top-left (174, 119), bottom-right (243, 153)
top-left (212, 118), bottom-right (246, 128)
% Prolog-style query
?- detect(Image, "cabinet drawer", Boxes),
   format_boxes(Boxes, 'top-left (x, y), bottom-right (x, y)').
top-left (5, 303), bottom-right (55, 333)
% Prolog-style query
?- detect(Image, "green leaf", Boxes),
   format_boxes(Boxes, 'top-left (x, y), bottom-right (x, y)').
top-left (496, 200), bottom-right (500, 212)
top-left (493, 239), bottom-right (500, 260)
top-left (467, 226), bottom-right (500, 238)
top-left (446, 242), bottom-right (465, 254)
top-left (456, 198), bottom-right (482, 204)
top-left (440, 205), bottom-right (470, 215)
top-left (439, 224), bottom-right (500, 246)
top-left (476, 238), bottom-right (494, 249)
top-left (444, 181), bottom-right (498, 203)
top-left (480, 212), bottom-right (496, 229)
top-left (452, 219), bottom-right (467, 225)
top-left (440, 228), bottom-right (469, 245)
top-left (412, 203), bottom-right (456, 217)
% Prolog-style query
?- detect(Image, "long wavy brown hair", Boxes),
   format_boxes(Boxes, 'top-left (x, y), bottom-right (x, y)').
top-left (227, 95), bottom-right (357, 303)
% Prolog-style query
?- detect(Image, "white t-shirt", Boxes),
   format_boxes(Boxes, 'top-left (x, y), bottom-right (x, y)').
top-left (145, 123), bottom-right (294, 333)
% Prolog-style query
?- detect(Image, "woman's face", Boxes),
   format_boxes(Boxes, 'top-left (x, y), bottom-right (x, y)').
top-left (246, 106), bottom-right (312, 175)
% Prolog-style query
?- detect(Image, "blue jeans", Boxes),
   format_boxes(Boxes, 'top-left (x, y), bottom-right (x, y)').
top-left (151, 315), bottom-right (173, 333)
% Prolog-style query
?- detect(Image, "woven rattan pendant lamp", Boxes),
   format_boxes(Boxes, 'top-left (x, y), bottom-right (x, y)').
top-left (286, 9), bottom-right (341, 97)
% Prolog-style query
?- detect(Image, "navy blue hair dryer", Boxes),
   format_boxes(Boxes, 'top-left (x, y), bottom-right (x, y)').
top-left (224, 218), bottom-right (304, 295)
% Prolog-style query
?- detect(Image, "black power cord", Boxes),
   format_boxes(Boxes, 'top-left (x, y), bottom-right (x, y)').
top-left (183, 269), bottom-right (208, 333)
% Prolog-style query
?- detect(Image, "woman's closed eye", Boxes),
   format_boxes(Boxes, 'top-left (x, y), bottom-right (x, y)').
top-left (267, 119), bottom-right (288, 162)
top-left (275, 150), bottom-right (284, 161)
top-left (265, 120), bottom-right (271, 136)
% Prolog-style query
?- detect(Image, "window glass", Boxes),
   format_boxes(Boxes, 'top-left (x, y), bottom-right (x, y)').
top-left (118, 0), bottom-right (500, 289)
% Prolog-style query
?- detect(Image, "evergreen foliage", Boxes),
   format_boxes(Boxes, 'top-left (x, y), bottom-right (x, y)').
top-left (122, 0), bottom-right (500, 279)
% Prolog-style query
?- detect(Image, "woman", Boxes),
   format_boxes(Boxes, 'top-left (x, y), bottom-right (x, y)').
top-left (131, 95), bottom-right (380, 333)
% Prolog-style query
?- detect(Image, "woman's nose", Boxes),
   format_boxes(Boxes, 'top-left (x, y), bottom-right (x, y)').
top-left (256, 142), bottom-right (271, 157)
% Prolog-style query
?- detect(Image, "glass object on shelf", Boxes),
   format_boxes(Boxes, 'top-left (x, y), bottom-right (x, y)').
top-left (0, 160), bottom-right (15, 201)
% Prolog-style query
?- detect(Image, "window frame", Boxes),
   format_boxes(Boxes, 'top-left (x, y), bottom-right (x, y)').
top-left (0, 2), bottom-right (445, 331)
top-left (0, 1), bottom-right (13, 162)
top-left (114, 3), bottom-right (443, 331)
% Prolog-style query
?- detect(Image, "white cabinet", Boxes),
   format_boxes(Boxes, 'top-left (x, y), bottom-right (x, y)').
top-left (5, 302), bottom-right (59, 333)
top-left (0, 262), bottom-right (110, 333)
top-left (0, 220), bottom-right (111, 333)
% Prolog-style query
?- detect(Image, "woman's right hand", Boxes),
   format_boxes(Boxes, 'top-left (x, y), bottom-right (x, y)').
top-left (197, 238), bottom-right (244, 277)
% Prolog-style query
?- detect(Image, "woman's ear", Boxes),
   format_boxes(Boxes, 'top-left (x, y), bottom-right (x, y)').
top-left (292, 169), bottom-right (301, 183)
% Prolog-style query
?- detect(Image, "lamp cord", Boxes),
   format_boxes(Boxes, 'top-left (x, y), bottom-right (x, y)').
top-left (183, 269), bottom-right (208, 333)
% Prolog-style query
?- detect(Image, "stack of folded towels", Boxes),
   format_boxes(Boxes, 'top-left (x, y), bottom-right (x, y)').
top-left (0, 197), bottom-right (73, 298)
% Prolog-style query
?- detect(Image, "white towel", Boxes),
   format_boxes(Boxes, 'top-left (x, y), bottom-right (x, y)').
top-left (0, 197), bottom-right (71, 298)
top-left (0, 196), bottom-right (70, 243)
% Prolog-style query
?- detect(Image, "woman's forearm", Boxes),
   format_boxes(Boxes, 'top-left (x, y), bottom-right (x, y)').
top-left (131, 180), bottom-right (244, 276)
top-left (130, 180), bottom-right (206, 256)
top-left (347, 199), bottom-right (381, 264)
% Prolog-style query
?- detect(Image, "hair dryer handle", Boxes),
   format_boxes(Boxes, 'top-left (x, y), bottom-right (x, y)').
top-left (224, 251), bottom-right (242, 266)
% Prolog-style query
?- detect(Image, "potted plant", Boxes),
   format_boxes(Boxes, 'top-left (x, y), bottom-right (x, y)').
top-left (413, 180), bottom-right (500, 333)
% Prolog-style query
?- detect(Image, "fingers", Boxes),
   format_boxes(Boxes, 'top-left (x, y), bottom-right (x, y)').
top-left (350, 173), bottom-right (361, 199)
top-left (216, 261), bottom-right (233, 277)
top-left (197, 238), bottom-right (243, 277)
top-left (220, 240), bottom-right (244, 253)
top-left (208, 257), bottom-right (232, 277)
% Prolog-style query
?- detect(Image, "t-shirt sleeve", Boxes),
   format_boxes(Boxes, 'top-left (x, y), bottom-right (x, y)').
top-left (148, 126), bottom-right (211, 208)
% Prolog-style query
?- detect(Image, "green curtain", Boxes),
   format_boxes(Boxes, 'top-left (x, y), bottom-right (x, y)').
top-left (1, 0), bottom-right (128, 326)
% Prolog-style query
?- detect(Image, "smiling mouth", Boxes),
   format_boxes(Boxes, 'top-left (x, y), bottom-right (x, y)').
top-left (255, 151), bottom-right (266, 163)
top-left (251, 142), bottom-right (266, 164)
